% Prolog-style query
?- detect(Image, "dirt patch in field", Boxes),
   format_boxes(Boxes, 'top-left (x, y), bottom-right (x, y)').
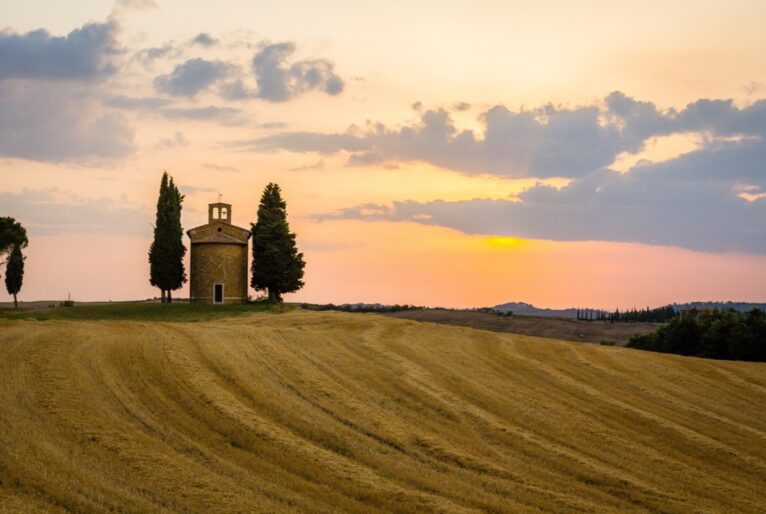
top-left (386, 308), bottom-right (658, 345)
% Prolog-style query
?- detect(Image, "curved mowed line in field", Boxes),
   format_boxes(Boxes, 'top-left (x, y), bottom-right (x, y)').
top-left (0, 311), bottom-right (765, 513)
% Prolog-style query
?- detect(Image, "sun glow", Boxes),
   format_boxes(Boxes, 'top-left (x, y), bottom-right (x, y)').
top-left (485, 236), bottom-right (530, 249)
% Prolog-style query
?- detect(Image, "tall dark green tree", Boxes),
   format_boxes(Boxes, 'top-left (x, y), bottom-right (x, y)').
top-left (166, 177), bottom-right (187, 302)
top-left (251, 183), bottom-right (305, 302)
top-left (149, 173), bottom-right (170, 302)
top-left (148, 172), bottom-right (187, 303)
top-left (4, 244), bottom-right (24, 308)
top-left (0, 217), bottom-right (28, 279)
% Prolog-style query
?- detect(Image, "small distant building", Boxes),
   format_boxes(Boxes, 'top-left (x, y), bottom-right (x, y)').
top-left (187, 202), bottom-right (251, 304)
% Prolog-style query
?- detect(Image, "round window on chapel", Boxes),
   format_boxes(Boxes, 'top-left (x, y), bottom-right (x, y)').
top-left (217, 227), bottom-right (222, 232)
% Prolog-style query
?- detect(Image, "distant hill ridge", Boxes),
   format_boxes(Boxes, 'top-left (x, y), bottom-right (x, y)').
top-left (493, 301), bottom-right (766, 318)
top-left (492, 302), bottom-right (578, 318)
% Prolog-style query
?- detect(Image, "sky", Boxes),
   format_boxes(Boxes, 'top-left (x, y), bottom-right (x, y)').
top-left (1, 0), bottom-right (765, 308)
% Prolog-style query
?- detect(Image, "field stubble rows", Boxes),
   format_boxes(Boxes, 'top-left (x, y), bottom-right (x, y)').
top-left (0, 310), bottom-right (764, 513)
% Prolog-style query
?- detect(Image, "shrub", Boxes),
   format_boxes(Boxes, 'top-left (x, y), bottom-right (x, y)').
top-left (627, 309), bottom-right (766, 361)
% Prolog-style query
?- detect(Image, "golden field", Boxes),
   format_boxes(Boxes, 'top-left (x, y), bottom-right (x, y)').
top-left (0, 310), bottom-right (765, 513)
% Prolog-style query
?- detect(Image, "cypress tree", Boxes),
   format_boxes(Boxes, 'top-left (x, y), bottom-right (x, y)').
top-left (148, 172), bottom-right (187, 303)
top-left (251, 183), bottom-right (305, 302)
top-left (149, 173), bottom-right (170, 302)
top-left (5, 244), bottom-right (24, 308)
top-left (0, 217), bottom-right (28, 279)
top-left (166, 177), bottom-right (187, 303)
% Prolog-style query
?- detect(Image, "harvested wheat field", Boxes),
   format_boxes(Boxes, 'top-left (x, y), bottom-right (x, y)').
top-left (0, 310), bottom-right (765, 513)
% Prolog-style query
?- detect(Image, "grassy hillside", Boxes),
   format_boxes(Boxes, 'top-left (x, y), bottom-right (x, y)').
top-left (0, 311), bottom-right (765, 513)
top-left (0, 301), bottom-right (290, 322)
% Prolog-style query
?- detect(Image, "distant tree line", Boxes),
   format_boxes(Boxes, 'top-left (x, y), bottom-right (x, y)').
top-left (302, 305), bottom-right (515, 316)
top-left (577, 305), bottom-right (677, 323)
top-left (474, 307), bottom-right (513, 318)
top-left (301, 303), bottom-right (425, 313)
top-left (673, 301), bottom-right (766, 313)
top-left (628, 309), bottom-right (766, 361)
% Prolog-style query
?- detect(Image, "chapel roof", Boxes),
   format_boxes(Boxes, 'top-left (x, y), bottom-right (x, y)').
top-left (187, 221), bottom-right (250, 245)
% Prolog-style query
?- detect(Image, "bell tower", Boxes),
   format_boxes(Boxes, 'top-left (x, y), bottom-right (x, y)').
top-left (208, 202), bottom-right (232, 224)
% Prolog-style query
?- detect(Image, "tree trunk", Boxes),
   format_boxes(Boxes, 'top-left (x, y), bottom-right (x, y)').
top-left (13, 293), bottom-right (17, 309)
top-left (268, 289), bottom-right (282, 303)
top-left (161, 289), bottom-right (166, 303)
top-left (168, 290), bottom-right (172, 303)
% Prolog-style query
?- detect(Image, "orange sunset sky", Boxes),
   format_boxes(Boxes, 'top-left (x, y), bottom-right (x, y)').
top-left (1, 0), bottom-right (765, 308)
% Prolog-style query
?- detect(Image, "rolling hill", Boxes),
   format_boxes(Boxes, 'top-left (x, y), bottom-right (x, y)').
top-left (0, 310), bottom-right (765, 513)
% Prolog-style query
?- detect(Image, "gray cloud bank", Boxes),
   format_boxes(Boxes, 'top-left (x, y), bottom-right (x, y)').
top-left (114, 0), bottom-right (157, 11)
top-left (0, 19), bottom-right (345, 162)
top-left (103, 94), bottom-right (245, 125)
top-left (237, 92), bottom-right (766, 179)
top-left (0, 21), bottom-right (120, 80)
top-left (191, 33), bottom-right (218, 47)
top-left (0, 22), bottom-right (347, 162)
top-left (297, 92), bottom-right (766, 254)
top-left (0, 20), bottom-right (133, 162)
top-left (252, 42), bottom-right (344, 101)
top-left (0, 189), bottom-right (149, 236)
top-left (320, 161), bottom-right (766, 253)
top-left (0, 82), bottom-right (134, 161)
top-left (152, 42), bottom-right (344, 102)
top-left (154, 58), bottom-right (234, 97)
